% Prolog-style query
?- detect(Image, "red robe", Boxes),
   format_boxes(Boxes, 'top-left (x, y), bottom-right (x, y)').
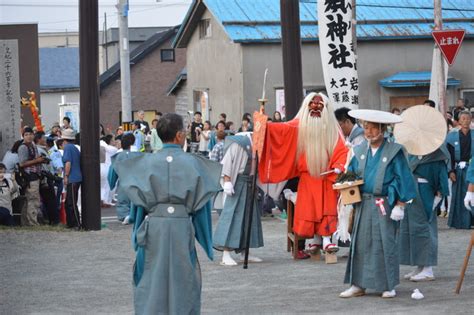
top-left (259, 119), bottom-right (348, 237)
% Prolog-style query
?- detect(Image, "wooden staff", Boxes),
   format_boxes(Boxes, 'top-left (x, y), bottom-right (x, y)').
top-left (455, 230), bottom-right (474, 294)
top-left (243, 70), bottom-right (269, 269)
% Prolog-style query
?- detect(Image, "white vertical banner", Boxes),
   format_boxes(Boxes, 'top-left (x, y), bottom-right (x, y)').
top-left (429, 46), bottom-right (448, 111)
top-left (0, 40), bottom-right (21, 159)
top-left (318, 0), bottom-right (359, 109)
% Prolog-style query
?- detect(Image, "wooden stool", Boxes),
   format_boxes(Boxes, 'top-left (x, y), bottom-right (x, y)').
top-left (455, 230), bottom-right (474, 294)
top-left (325, 252), bottom-right (338, 264)
top-left (286, 200), bottom-right (338, 264)
top-left (287, 200), bottom-right (306, 259)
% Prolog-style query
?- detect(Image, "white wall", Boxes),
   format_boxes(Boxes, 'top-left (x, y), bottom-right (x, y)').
top-left (40, 90), bottom-right (79, 131)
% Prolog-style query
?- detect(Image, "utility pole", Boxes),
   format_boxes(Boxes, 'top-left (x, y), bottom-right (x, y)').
top-left (280, 0), bottom-right (303, 120)
top-left (117, 0), bottom-right (132, 127)
top-left (104, 12), bottom-right (109, 71)
top-left (352, 0), bottom-right (357, 55)
top-left (434, 0), bottom-right (447, 116)
top-left (79, 0), bottom-right (101, 230)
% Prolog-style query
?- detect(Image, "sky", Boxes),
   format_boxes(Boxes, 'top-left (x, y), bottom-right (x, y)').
top-left (0, 0), bottom-right (192, 33)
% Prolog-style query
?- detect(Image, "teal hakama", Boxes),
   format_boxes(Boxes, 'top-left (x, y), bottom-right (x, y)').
top-left (446, 130), bottom-right (474, 229)
top-left (113, 144), bottom-right (222, 315)
top-left (344, 139), bottom-right (417, 292)
top-left (399, 149), bottom-right (449, 267)
top-left (213, 136), bottom-right (264, 251)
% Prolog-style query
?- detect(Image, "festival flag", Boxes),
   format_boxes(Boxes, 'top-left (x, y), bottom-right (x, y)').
top-left (318, 0), bottom-right (359, 109)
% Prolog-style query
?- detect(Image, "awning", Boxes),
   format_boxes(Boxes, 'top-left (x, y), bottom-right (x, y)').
top-left (379, 71), bottom-right (461, 88)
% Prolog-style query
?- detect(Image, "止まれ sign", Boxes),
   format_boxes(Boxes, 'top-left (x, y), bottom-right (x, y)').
top-left (432, 29), bottom-right (465, 66)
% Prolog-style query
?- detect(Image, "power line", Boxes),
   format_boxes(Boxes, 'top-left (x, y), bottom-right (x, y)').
top-left (28, 2), bottom-right (190, 26)
top-left (1, 0), bottom-right (190, 6)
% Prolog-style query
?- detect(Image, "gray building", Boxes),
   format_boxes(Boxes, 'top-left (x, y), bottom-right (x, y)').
top-left (99, 26), bottom-right (171, 73)
top-left (173, 0), bottom-right (474, 123)
top-left (39, 47), bottom-right (79, 130)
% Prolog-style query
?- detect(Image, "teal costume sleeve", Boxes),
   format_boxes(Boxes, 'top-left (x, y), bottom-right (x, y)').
top-left (208, 131), bottom-right (217, 151)
top-left (467, 162), bottom-right (474, 184)
top-left (347, 155), bottom-right (359, 174)
top-left (437, 161), bottom-right (450, 197)
top-left (192, 201), bottom-right (214, 260)
top-left (130, 204), bottom-right (146, 285)
top-left (108, 166), bottom-right (118, 190)
top-left (189, 154), bottom-right (223, 211)
top-left (387, 150), bottom-right (417, 206)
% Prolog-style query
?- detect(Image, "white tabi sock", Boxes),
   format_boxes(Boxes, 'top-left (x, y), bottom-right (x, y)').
top-left (221, 250), bottom-right (237, 266)
top-left (419, 266), bottom-right (433, 277)
top-left (322, 236), bottom-right (332, 249)
top-left (404, 266), bottom-right (423, 279)
top-left (312, 235), bottom-right (322, 245)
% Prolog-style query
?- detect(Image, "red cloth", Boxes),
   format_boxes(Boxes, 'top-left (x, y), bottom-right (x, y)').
top-left (259, 119), bottom-right (348, 237)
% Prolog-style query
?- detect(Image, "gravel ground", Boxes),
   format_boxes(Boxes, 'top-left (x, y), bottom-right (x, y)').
top-left (1, 214), bottom-right (473, 314)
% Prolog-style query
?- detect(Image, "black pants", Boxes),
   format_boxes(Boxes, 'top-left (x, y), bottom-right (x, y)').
top-left (65, 182), bottom-right (81, 228)
top-left (0, 206), bottom-right (14, 226)
top-left (40, 182), bottom-right (58, 225)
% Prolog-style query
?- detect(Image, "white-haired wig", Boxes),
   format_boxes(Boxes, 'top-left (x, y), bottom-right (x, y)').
top-left (296, 92), bottom-right (343, 177)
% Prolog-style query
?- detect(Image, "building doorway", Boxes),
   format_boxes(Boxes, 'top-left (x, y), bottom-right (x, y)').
top-left (390, 95), bottom-right (428, 111)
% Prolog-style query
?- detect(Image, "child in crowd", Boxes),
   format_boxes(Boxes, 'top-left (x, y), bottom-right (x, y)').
top-left (198, 121), bottom-right (211, 157)
top-left (0, 163), bottom-right (19, 226)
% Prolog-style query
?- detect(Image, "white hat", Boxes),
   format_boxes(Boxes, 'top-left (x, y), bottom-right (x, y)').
top-left (348, 109), bottom-right (402, 124)
top-left (59, 128), bottom-right (76, 140)
top-left (394, 105), bottom-right (447, 156)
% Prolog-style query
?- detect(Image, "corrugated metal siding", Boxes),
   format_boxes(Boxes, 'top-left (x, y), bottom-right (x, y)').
top-left (379, 71), bottom-right (461, 87)
top-left (201, 0), bottom-right (474, 42)
top-left (226, 22), bottom-right (473, 43)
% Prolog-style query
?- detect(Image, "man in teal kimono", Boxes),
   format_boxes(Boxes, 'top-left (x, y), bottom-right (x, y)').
top-left (399, 148), bottom-right (449, 281)
top-left (112, 113), bottom-right (222, 314)
top-left (446, 111), bottom-right (474, 229)
top-left (108, 133), bottom-right (141, 223)
top-left (340, 110), bottom-right (417, 299)
top-left (213, 132), bottom-right (264, 266)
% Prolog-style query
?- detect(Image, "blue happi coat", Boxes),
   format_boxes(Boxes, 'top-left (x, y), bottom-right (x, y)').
top-left (344, 139), bottom-right (417, 292)
top-left (399, 149), bottom-right (449, 267)
top-left (446, 129), bottom-right (474, 229)
top-left (113, 144), bottom-right (222, 315)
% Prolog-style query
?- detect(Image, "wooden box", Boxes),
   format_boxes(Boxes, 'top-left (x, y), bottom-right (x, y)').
top-left (332, 180), bottom-right (364, 205)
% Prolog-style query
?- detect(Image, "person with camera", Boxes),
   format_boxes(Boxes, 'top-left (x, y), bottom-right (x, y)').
top-left (18, 127), bottom-right (48, 226)
top-left (34, 132), bottom-right (58, 225)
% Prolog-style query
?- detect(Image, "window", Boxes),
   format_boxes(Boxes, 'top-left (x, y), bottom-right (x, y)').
top-left (199, 19), bottom-right (212, 39)
top-left (160, 49), bottom-right (175, 62)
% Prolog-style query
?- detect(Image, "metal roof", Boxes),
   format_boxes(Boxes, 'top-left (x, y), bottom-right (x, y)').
top-left (39, 47), bottom-right (79, 90)
top-left (174, 0), bottom-right (474, 47)
top-left (379, 71), bottom-right (461, 87)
